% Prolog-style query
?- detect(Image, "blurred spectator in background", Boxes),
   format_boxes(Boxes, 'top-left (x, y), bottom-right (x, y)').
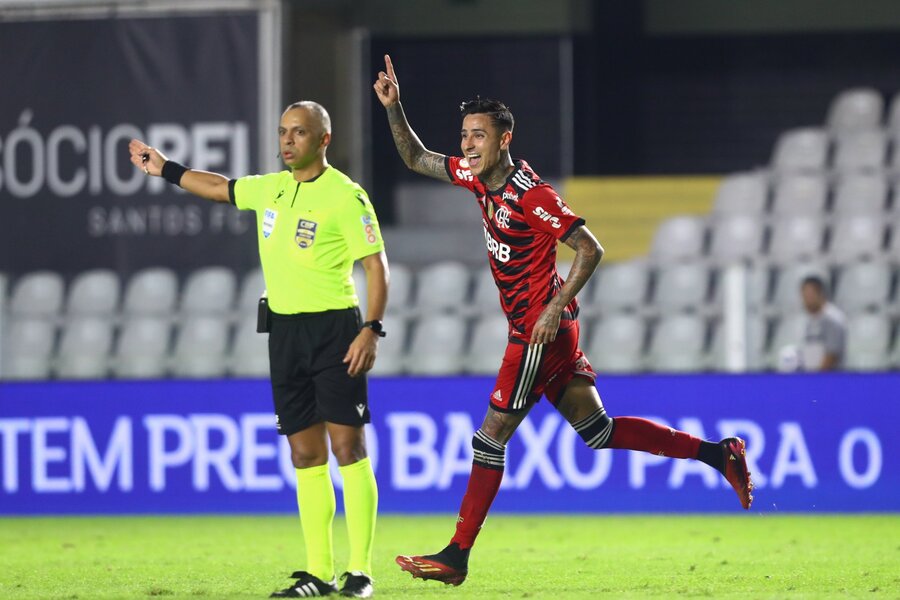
top-left (798, 274), bottom-right (846, 371)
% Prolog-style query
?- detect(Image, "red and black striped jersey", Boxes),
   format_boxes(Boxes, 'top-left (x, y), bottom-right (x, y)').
top-left (445, 156), bottom-right (585, 338)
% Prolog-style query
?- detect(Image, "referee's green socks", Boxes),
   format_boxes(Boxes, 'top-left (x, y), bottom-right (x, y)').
top-left (295, 463), bottom-right (336, 582)
top-left (339, 457), bottom-right (378, 575)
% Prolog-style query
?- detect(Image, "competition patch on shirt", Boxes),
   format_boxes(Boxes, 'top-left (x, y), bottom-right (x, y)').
top-left (262, 208), bottom-right (277, 239)
top-left (361, 215), bottom-right (377, 244)
top-left (295, 218), bottom-right (318, 249)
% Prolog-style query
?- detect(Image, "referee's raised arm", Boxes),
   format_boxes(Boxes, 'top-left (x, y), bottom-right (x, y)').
top-left (128, 138), bottom-right (231, 203)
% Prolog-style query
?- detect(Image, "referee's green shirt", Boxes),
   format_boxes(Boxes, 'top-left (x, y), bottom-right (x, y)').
top-left (230, 167), bottom-right (385, 314)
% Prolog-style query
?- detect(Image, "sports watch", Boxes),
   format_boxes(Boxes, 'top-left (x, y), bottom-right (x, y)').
top-left (361, 320), bottom-right (386, 337)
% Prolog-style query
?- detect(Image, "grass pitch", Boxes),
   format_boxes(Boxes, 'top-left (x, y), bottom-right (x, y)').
top-left (1, 514), bottom-right (897, 599)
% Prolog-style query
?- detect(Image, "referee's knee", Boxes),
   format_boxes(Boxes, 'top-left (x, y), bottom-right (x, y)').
top-left (330, 438), bottom-right (367, 467)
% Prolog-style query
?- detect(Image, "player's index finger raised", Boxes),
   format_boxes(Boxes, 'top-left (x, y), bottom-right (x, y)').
top-left (384, 54), bottom-right (396, 79)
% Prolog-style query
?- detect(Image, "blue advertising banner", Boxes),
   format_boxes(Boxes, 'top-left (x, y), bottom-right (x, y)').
top-left (0, 374), bottom-right (897, 515)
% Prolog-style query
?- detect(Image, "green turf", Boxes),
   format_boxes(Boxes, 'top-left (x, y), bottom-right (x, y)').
top-left (0, 514), bottom-right (897, 599)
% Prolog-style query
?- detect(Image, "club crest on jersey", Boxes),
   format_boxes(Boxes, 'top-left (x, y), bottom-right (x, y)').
top-left (494, 205), bottom-right (511, 229)
top-left (262, 208), bottom-right (277, 239)
top-left (295, 218), bottom-right (318, 249)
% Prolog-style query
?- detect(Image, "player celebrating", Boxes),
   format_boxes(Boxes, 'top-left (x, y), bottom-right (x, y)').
top-left (373, 55), bottom-right (753, 587)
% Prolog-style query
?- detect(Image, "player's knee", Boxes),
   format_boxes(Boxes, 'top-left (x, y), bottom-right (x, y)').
top-left (472, 429), bottom-right (506, 470)
top-left (330, 438), bottom-right (367, 466)
top-left (290, 447), bottom-right (328, 469)
top-left (573, 408), bottom-right (614, 449)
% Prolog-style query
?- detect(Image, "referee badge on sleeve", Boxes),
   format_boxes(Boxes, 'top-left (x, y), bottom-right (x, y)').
top-left (262, 208), bottom-right (277, 239)
top-left (295, 218), bottom-right (318, 249)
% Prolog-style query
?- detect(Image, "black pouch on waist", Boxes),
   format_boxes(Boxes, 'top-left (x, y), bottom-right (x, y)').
top-left (256, 295), bottom-right (271, 333)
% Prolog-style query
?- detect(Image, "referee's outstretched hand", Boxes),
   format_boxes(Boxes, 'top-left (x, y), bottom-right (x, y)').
top-left (373, 54), bottom-right (400, 108)
top-left (344, 329), bottom-right (379, 377)
top-left (128, 139), bottom-right (167, 177)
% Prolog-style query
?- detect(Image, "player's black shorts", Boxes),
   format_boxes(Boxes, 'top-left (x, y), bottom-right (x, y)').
top-left (268, 307), bottom-right (369, 436)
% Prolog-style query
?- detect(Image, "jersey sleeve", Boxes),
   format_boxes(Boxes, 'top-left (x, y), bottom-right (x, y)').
top-left (230, 173), bottom-right (279, 211)
top-left (338, 187), bottom-right (386, 260)
top-left (445, 156), bottom-right (478, 192)
top-left (521, 186), bottom-right (586, 240)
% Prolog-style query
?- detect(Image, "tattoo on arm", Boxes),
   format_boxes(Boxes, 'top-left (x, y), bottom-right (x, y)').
top-left (553, 227), bottom-right (603, 308)
top-left (386, 104), bottom-right (448, 181)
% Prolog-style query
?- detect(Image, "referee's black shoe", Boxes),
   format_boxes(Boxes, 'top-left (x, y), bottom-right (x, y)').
top-left (339, 571), bottom-right (374, 598)
top-left (270, 571), bottom-right (338, 597)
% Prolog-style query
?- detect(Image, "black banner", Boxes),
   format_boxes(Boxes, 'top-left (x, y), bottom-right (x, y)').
top-left (0, 15), bottom-right (261, 277)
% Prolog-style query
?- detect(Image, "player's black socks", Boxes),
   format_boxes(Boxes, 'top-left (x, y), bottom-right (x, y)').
top-left (696, 440), bottom-right (725, 474)
top-left (427, 543), bottom-right (470, 570)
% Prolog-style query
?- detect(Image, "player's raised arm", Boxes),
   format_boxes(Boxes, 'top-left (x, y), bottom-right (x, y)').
top-left (128, 138), bottom-right (231, 203)
top-left (373, 54), bottom-right (449, 181)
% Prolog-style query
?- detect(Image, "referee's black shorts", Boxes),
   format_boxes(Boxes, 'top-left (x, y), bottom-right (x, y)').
top-left (268, 307), bottom-right (369, 436)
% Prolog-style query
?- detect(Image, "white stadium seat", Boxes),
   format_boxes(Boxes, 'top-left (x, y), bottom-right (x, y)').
top-left (180, 266), bottom-right (237, 315)
top-left (464, 314), bottom-right (509, 375)
top-left (66, 269), bottom-right (120, 317)
top-left (826, 87), bottom-right (884, 134)
top-left (123, 267), bottom-right (179, 317)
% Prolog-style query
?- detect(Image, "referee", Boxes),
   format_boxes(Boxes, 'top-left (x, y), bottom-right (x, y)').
top-left (130, 101), bottom-right (387, 599)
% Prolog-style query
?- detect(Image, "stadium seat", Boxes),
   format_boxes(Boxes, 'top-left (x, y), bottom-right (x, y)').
top-left (180, 266), bottom-right (237, 315)
top-left (10, 271), bottom-right (65, 318)
top-left (55, 316), bottom-right (114, 379)
top-left (650, 261), bottom-right (710, 314)
top-left (768, 262), bottom-right (830, 316)
top-left (827, 215), bottom-right (885, 262)
top-left (770, 174), bottom-right (827, 215)
top-left (646, 314), bottom-right (708, 372)
top-left (710, 263), bottom-right (770, 313)
top-left (467, 267), bottom-right (501, 316)
top-left (650, 216), bottom-right (706, 263)
top-left (707, 214), bottom-right (765, 264)
top-left (123, 267), bottom-right (179, 317)
top-left (405, 314), bottom-right (467, 375)
top-left (585, 313), bottom-right (645, 373)
top-left (831, 173), bottom-right (887, 216)
top-left (832, 129), bottom-right (887, 173)
top-left (385, 263), bottom-right (412, 315)
top-left (228, 312), bottom-right (269, 378)
top-left (889, 91), bottom-right (900, 133)
top-left (826, 87), bottom-right (884, 134)
top-left (352, 265), bottom-right (368, 314)
top-left (767, 312), bottom-right (806, 370)
top-left (236, 268), bottom-right (265, 312)
top-left (771, 127), bottom-right (829, 173)
top-left (709, 312), bottom-right (767, 372)
top-left (833, 261), bottom-right (892, 313)
top-left (844, 312), bottom-right (890, 371)
top-left (767, 215), bottom-right (825, 262)
top-left (370, 314), bottom-right (409, 376)
top-left (171, 316), bottom-right (230, 378)
top-left (587, 259), bottom-right (649, 315)
top-left (66, 269), bottom-right (120, 317)
top-left (413, 260), bottom-right (471, 314)
top-left (1, 318), bottom-right (55, 380)
top-left (464, 314), bottom-right (509, 375)
top-left (711, 172), bottom-right (768, 216)
top-left (113, 316), bottom-right (171, 379)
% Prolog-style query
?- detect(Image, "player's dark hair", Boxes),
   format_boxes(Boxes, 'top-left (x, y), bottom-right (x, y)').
top-left (459, 96), bottom-right (514, 133)
top-left (801, 274), bottom-right (828, 295)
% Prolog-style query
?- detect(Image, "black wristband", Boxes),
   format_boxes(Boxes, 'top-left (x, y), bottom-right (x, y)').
top-left (362, 320), bottom-right (386, 337)
top-left (161, 161), bottom-right (188, 187)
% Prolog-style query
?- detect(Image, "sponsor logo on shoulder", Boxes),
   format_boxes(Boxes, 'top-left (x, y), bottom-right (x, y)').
top-left (532, 206), bottom-right (561, 228)
top-left (361, 215), bottom-right (377, 244)
top-left (502, 191), bottom-right (518, 203)
top-left (262, 208), bottom-right (277, 239)
top-left (456, 159), bottom-right (474, 182)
